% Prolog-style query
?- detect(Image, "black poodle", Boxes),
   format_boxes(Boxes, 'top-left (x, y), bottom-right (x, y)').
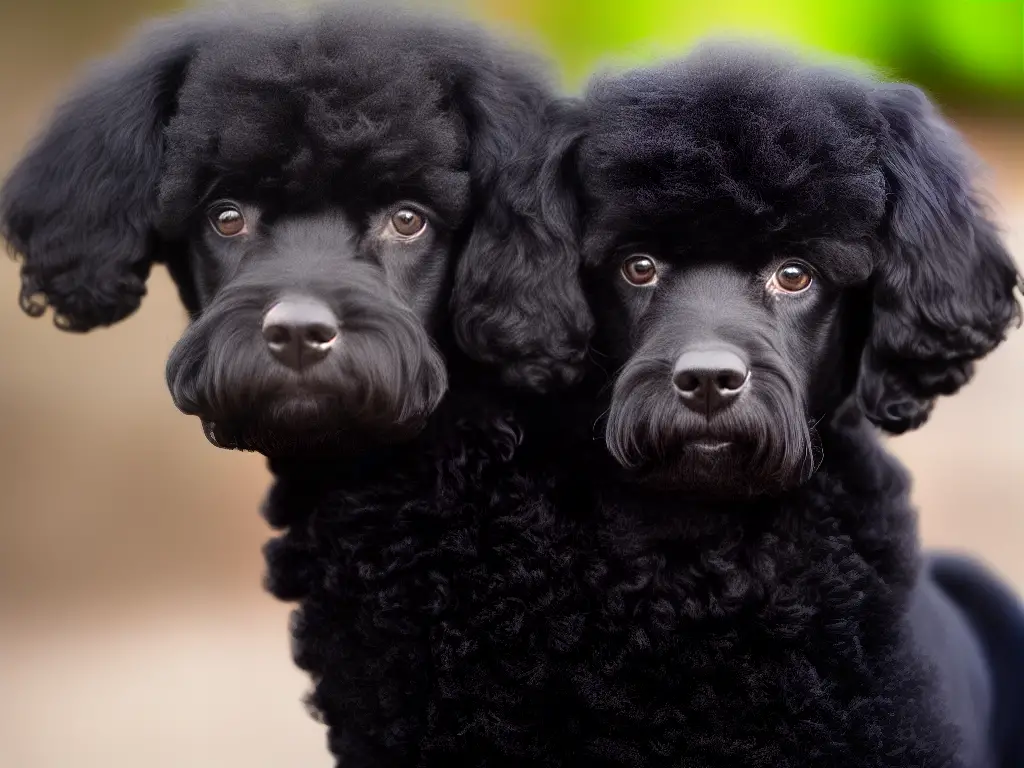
top-left (572, 46), bottom-right (1024, 767)
top-left (0, 7), bottom-right (592, 765)
top-left (1, 6), bottom-right (589, 405)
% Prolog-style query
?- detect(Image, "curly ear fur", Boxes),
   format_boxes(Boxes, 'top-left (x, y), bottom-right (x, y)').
top-left (0, 15), bottom-right (222, 331)
top-left (449, 57), bottom-right (593, 393)
top-left (858, 84), bottom-right (1021, 433)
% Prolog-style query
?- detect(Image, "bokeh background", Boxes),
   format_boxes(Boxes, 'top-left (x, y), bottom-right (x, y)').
top-left (1, 0), bottom-right (1021, 765)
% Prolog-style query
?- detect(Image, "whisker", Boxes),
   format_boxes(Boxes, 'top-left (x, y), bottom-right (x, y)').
top-left (586, 348), bottom-right (610, 377)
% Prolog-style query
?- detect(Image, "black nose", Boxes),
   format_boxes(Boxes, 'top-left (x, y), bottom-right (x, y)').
top-left (672, 348), bottom-right (749, 414)
top-left (262, 298), bottom-right (339, 371)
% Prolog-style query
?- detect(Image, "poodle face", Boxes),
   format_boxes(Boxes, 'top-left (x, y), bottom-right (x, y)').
top-left (2, 10), bottom-right (593, 455)
top-left (157, 21), bottom-right (481, 452)
top-left (165, 207), bottom-right (452, 454)
top-left (592, 254), bottom-right (863, 495)
top-left (579, 48), bottom-right (1020, 495)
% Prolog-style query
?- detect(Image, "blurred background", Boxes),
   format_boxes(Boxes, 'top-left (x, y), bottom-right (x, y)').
top-left (0, 0), bottom-right (1021, 765)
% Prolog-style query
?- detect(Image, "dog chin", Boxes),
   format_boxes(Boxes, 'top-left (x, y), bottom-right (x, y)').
top-left (199, 394), bottom-right (428, 457)
top-left (625, 438), bottom-right (809, 497)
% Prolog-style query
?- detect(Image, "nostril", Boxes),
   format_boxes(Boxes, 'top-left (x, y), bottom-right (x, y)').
top-left (716, 370), bottom-right (748, 392)
top-left (673, 371), bottom-right (703, 395)
top-left (263, 324), bottom-right (293, 348)
top-left (303, 323), bottom-right (338, 348)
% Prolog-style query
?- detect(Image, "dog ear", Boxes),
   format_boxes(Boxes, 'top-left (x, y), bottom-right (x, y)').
top-left (449, 62), bottom-right (593, 393)
top-left (857, 83), bottom-right (1021, 433)
top-left (0, 16), bottom-right (217, 332)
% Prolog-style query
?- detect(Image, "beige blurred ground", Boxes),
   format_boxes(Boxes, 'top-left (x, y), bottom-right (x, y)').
top-left (0, 4), bottom-right (1021, 768)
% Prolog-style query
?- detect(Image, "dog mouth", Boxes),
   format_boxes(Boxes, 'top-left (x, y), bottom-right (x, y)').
top-left (688, 437), bottom-right (733, 453)
top-left (628, 431), bottom-right (811, 496)
top-left (670, 435), bottom-right (745, 473)
top-left (633, 445), bottom-right (760, 496)
top-left (199, 391), bottom-right (344, 453)
top-left (626, 433), bottom-right (742, 481)
top-left (622, 428), bottom-right (801, 495)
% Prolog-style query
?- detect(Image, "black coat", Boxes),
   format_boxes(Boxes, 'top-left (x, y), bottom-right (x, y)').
top-left (262, 387), bottom-right (1013, 768)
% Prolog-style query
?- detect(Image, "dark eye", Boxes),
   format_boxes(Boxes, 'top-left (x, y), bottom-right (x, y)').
top-left (208, 202), bottom-right (247, 238)
top-left (770, 262), bottom-right (813, 294)
top-left (621, 255), bottom-right (658, 286)
top-left (390, 208), bottom-right (427, 239)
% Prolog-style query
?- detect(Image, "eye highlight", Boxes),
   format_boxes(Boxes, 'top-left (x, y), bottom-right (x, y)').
top-left (389, 207), bottom-right (428, 239)
top-left (621, 255), bottom-right (658, 287)
top-left (207, 201), bottom-right (247, 238)
top-left (769, 262), bottom-right (813, 294)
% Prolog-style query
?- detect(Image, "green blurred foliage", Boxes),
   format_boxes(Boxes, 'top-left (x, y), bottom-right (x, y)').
top-left (477, 0), bottom-right (1024, 107)
top-left (3, 0), bottom-right (1020, 109)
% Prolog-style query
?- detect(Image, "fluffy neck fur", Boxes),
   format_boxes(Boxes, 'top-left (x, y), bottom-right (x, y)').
top-left (261, 380), bottom-right (960, 767)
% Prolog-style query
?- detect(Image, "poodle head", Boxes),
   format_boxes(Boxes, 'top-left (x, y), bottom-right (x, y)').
top-left (578, 46), bottom-right (1019, 495)
top-left (2, 9), bottom-right (592, 455)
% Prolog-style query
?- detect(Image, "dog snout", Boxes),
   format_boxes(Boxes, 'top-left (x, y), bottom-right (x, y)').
top-left (672, 348), bottom-right (749, 414)
top-left (262, 297), bottom-right (339, 371)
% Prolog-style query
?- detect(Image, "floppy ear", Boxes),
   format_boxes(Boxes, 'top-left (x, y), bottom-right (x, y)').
top-left (449, 62), bottom-right (593, 393)
top-left (857, 83), bottom-right (1021, 433)
top-left (0, 16), bottom-right (217, 331)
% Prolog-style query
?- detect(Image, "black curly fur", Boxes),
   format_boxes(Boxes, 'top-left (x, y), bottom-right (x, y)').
top-left (0, 14), bottom-right (225, 330)
top-left (264, 392), bottom-right (969, 766)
